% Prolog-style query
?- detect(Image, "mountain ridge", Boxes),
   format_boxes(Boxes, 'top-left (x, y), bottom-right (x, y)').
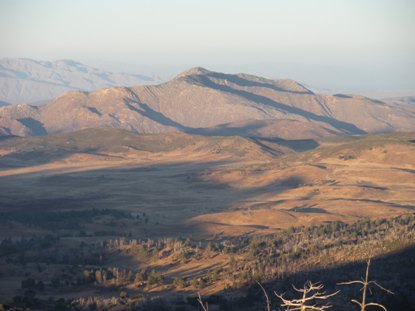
top-left (0, 67), bottom-right (414, 139)
top-left (0, 58), bottom-right (161, 104)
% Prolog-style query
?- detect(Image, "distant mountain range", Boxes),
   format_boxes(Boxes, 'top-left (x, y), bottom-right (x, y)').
top-left (383, 96), bottom-right (415, 106)
top-left (0, 67), bottom-right (414, 139)
top-left (0, 58), bottom-right (161, 105)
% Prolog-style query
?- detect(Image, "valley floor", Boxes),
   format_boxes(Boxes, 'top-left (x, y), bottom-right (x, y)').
top-left (0, 130), bottom-right (414, 310)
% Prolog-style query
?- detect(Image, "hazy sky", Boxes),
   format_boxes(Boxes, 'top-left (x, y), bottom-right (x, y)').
top-left (1, 0), bottom-right (414, 96)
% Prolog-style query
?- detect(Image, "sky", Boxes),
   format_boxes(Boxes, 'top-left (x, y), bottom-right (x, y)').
top-left (1, 0), bottom-right (414, 97)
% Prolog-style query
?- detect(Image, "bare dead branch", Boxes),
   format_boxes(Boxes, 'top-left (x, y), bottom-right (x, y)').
top-left (313, 290), bottom-right (340, 300)
top-left (370, 281), bottom-right (395, 295)
top-left (338, 258), bottom-right (393, 311)
top-left (256, 281), bottom-right (271, 311)
top-left (351, 299), bottom-right (362, 307)
top-left (337, 280), bottom-right (365, 286)
top-left (365, 302), bottom-right (388, 311)
top-left (275, 281), bottom-right (338, 311)
top-left (197, 292), bottom-right (208, 311)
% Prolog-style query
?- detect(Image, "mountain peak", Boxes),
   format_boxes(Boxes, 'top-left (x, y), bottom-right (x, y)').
top-left (174, 67), bottom-right (211, 79)
top-left (54, 59), bottom-right (86, 68)
top-left (274, 79), bottom-right (313, 94)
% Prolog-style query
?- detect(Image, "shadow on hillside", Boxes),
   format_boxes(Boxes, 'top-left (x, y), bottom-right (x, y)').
top-left (17, 117), bottom-right (47, 135)
top-left (0, 130), bottom-right (319, 170)
top-left (125, 100), bottom-right (189, 132)
top-left (127, 84), bottom-right (351, 141)
top-left (332, 198), bottom-right (415, 210)
top-left (0, 160), bottom-right (302, 226)
top-left (1, 155), bottom-right (413, 310)
top-left (191, 120), bottom-right (274, 137)
top-left (198, 71), bottom-right (314, 95)
top-left (125, 96), bottom-right (321, 152)
top-left (193, 76), bottom-right (366, 135)
top-left (212, 246), bottom-right (415, 311)
top-left (252, 136), bottom-right (319, 152)
top-left (0, 146), bottom-right (121, 170)
top-left (129, 98), bottom-right (324, 154)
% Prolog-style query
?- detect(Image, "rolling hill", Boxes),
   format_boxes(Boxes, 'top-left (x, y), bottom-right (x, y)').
top-left (0, 128), bottom-right (292, 168)
top-left (0, 128), bottom-right (413, 234)
top-left (0, 128), bottom-right (414, 309)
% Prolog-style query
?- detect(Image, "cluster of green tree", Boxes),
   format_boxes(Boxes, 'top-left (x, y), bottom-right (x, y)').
top-left (228, 214), bottom-right (414, 286)
top-left (80, 267), bottom-right (163, 288)
top-left (107, 238), bottom-right (202, 264)
top-left (82, 267), bottom-right (134, 286)
top-left (63, 247), bottom-right (414, 311)
top-left (108, 214), bottom-right (414, 291)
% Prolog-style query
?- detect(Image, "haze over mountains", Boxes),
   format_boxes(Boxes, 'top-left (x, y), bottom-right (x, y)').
top-left (383, 96), bottom-right (415, 106)
top-left (1, 66), bottom-right (414, 139)
top-left (0, 58), bottom-right (160, 105)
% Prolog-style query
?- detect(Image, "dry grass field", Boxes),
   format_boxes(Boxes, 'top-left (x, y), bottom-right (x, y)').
top-left (1, 130), bottom-right (413, 238)
top-left (0, 129), bottom-right (414, 308)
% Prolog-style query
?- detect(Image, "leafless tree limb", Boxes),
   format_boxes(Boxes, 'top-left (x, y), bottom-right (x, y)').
top-left (337, 258), bottom-right (393, 311)
top-left (275, 281), bottom-right (339, 311)
top-left (369, 281), bottom-right (394, 295)
top-left (365, 302), bottom-right (388, 311)
top-left (338, 280), bottom-right (365, 286)
top-left (257, 281), bottom-right (271, 311)
top-left (197, 292), bottom-right (208, 311)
